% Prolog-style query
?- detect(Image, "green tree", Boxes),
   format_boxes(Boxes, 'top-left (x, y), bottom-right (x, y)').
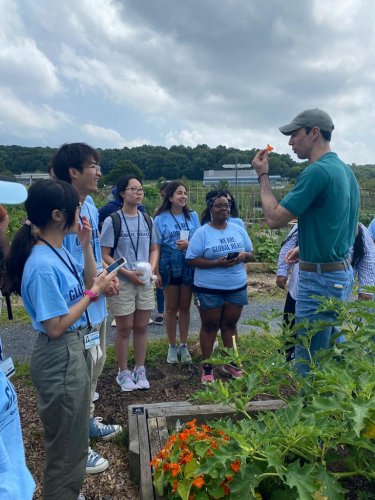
top-left (101, 159), bottom-right (144, 186)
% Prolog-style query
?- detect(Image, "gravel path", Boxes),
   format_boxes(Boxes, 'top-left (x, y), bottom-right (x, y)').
top-left (1, 297), bottom-right (285, 363)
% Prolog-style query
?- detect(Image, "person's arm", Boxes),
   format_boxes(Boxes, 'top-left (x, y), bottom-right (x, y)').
top-left (78, 215), bottom-right (98, 288)
top-left (149, 242), bottom-right (159, 274)
top-left (252, 150), bottom-right (296, 228)
top-left (276, 227), bottom-right (298, 288)
top-left (42, 270), bottom-right (116, 338)
top-left (356, 226), bottom-right (375, 300)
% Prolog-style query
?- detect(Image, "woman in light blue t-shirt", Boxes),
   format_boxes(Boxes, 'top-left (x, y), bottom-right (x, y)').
top-left (201, 188), bottom-right (246, 229)
top-left (186, 191), bottom-right (253, 384)
top-left (6, 180), bottom-right (114, 499)
top-left (154, 180), bottom-right (200, 365)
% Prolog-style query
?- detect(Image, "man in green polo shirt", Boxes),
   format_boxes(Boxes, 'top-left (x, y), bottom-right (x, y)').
top-left (252, 108), bottom-right (360, 375)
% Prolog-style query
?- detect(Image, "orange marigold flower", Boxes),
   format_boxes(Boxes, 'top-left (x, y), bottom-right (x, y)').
top-left (163, 463), bottom-right (169, 472)
top-left (169, 463), bottom-right (181, 477)
top-left (206, 449), bottom-right (214, 457)
top-left (211, 439), bottom-right (219, 449)
top-left (172, 480), bottom-right (178, 492)
top-left (226, 474), bottom-right (233, 482)
top-left (230, 460), bottom-right (241, 473)
top-left (186, 419), bottom-right (197, 428)
top-left (201, 424), bottom-right (211, 433)
top-left (192, 475), bottom-right (205, 489)
top-left (223, 483), bottom-right (230, 496)
top-left (179, 431), bottom-right (188, 441)
top-left (180, 450), bottom-right (194, 464)
top-left (266, 144), bottom-right (274, 152)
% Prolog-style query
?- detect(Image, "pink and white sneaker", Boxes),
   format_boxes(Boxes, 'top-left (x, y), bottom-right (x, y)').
top-left (221, 364), bottom-right (243, 379)
top-left (201, 364), bottom-right (214, 383)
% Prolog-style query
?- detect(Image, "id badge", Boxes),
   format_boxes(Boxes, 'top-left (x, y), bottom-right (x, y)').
top-left (0, 356), bottom-right (16, 378)
top-left (84, 330), bottom-right (100, 350)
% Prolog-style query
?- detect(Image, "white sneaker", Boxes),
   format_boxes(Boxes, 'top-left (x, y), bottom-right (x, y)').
top-left (133, 366), bottom-right (150, 390)
top-left (77, 494), bottom-right (85, 500)
top-left (86, 447), bottom-right (109, 474)
top-left (116, 369), bottom-right (137, 392)
top-left (92, 391), bottom-right (99, 402)
top-left (148, 317), bottom-right (154, 324)
top-left (111, 318), bottom-right (116, 327)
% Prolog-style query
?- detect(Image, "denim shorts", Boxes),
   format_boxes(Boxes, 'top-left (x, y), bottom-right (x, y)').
top-left (195, 286), bottom-right (248, 310)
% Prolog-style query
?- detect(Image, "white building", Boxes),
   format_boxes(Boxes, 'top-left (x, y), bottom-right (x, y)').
top-left (203, 169), bottom-right (283, 186)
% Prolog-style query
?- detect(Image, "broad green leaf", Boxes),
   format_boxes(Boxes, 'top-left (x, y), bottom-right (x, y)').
top-left (153, 470), bottom-right (165, 497)
top-left (351, 401), bottom-right (373, 437)
top-left (283, 462), bottom-right (317, 500)
top-left (316, 468), bottom-right (345, 500)
top-left (194, 441), bottom-right (210, 457)
top-left (177, 478), bottom-right (192, 500)
top-left (184, 458), bottom-right (200, 478)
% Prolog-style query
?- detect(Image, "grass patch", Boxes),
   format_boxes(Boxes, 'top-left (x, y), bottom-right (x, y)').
top-left (0, 300), bottom-right (31, 325)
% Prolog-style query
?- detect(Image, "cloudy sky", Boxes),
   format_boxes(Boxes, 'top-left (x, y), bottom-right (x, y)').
top-left (1, 0), bottom-right (374, 164)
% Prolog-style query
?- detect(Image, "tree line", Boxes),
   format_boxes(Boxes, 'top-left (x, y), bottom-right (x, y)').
top-left (0, 144), bottom-right (373, 185)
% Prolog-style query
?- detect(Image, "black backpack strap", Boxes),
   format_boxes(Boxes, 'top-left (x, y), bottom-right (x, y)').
top-left (141, 211), bottom-right (153, 243)
top-left (110, 212), bottom-right (122, 257)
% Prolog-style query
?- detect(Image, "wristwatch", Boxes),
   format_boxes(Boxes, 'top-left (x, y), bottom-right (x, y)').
top-left (83, 289), bottom-right (99, 302)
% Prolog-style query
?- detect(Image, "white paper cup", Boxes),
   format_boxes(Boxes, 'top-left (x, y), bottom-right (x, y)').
top-left (180, 230), bottom-right (189, 240)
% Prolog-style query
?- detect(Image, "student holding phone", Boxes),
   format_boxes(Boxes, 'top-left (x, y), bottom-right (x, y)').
top-left (6, 180), bottom-right (116, 499)
top-left (186, 191), bottom-right (253, 383)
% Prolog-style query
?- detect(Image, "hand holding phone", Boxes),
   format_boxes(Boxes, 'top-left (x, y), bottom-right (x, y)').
top-left (226, 252), bottom-right (239, 260)
top-left (106, 257), bottom-right (127, 274)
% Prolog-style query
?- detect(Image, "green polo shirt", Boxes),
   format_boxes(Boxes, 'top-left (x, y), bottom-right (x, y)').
top-left (280, 152), bottom-right (360, 263)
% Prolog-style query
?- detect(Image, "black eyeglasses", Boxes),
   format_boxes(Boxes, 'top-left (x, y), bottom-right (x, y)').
top-left (212, 203), bottom-right (231, 209)
top-left (125, 187), bottom-right (144, 194)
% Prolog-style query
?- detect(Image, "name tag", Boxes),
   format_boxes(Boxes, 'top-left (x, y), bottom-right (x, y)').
top-left (0, 357), bottom-right (15, 378)
top-left (84, 331), bottom-right (100, 350)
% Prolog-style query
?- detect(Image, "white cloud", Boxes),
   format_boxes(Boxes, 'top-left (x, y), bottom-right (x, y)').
top-left (0, 87), bottom-right (71, 136)
top-left (0, 0), bottom-right (375, 165)
top-left (82, 123), bottom-right (148, 148)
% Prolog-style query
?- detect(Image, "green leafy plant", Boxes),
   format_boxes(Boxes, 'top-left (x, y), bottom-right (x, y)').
top-left (152, 299), bottom-right (375, 499)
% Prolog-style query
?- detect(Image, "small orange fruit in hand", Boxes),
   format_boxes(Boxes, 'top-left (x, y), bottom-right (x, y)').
top-left (265, 144), bottom-right (274, 152)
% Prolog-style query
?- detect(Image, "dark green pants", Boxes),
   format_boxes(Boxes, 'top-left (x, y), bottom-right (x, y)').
top-left (31, 329), bottom-right (90, 500)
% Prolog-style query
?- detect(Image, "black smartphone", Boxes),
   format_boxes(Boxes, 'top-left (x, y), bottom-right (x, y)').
top-left (226, 252), bottom-right (239, 260)
top-left (106, 257), bottom-right (127, 273)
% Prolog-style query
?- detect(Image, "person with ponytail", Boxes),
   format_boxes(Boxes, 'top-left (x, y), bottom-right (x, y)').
top-left (6, 179), bottom-right (116, 500)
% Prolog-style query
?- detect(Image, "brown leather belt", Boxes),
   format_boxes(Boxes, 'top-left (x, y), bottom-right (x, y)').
top-left (299, 261), bottom-right (349, 272)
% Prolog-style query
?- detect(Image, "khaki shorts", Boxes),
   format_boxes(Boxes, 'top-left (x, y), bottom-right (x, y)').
top-left (107, 279), bottom-right (155, 316)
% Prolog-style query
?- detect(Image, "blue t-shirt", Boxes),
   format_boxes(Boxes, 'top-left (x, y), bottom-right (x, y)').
top-left (228, 217), bottom-right (245, 229)
top-left (154, 211), bottom-right (200, 249)
top-left (0, 372), bottom-right (35, 499)
top-left (21, 245), bottom-right (89, 333)
top-left (63, 197), bottom-right (107, 325)
top-left (368, 218), bottom-right (375, 241)
top-left (186, 222), bottom-right (253, 290)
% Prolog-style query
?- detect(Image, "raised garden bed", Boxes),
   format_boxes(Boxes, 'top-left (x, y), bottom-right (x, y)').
top-left (128, 399), bottom-right (286, 500)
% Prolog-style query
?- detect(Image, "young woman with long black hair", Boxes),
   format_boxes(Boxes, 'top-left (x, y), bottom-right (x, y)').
top-left (6, 180), bottom-right (115, 499)
top-left (154, 180), bottom-right (200, 364)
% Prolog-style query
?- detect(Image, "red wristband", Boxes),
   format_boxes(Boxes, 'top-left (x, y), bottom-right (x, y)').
top-left (83, 289), bottom-right (99, 302)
